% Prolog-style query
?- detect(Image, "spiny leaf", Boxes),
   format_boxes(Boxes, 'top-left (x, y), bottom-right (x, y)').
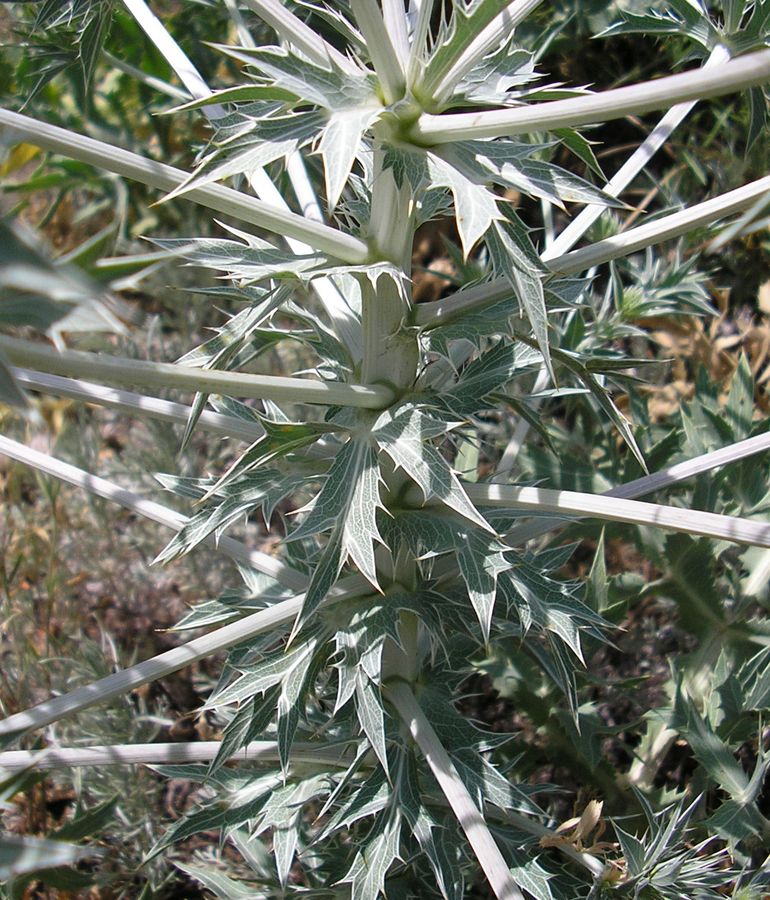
top-left (339, 812), bottom-right (402, 900)
top-left (487, 220), bottom-right (554, 383)
top-left (289, 437), bottom-right (385, 588)
top-left (420, 0), bottom-right (517, 98)
top-left (319, 106), bottom-right (380, 209)
top-left (373, 403), bottom-right (493, 533)
top-left (426, 152), bottom-right (500, 257)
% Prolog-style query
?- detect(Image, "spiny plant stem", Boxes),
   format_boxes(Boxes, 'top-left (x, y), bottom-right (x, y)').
top-left (0, 335), bottom-right (392, 409)
top-left (0, 109), bottom-right (370, 263)
top-left (386, 680), bottom-right (526, 900)
top-left (363, 134), bottom-right (421, 684)
top-left (412, 47), bottom-right (770, 142)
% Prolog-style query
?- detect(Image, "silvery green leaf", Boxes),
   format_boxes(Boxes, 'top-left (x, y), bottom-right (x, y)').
top-left (209, 686), bottom-right (281, 776)
top-left (553, 128), bottom-right (605, 178)
top-left (492, 157), bottom-right (621, 209)
top-left (383, 509), bottom-right (510, 638)
top-left (456, 44), bottom-right (538, 106)
top-left (536, 341), bottom-right (647, 471)
top-left (277, 638), bottom-right (325, 771)
top-left (272, 816), bottom-right (301, 887)
top-left (673, 690), bottom-right (751, 800)
top-left (395, 745), bottom-right (464, 900)
top-left (355, 672), bottom-right (389, 774)
top-left (151, 773), bottom-right (282, 856)
top-left (426, 152), bottom-right (500, 257)
top-left (334, 643), bottom-right (359, 712)
top-left (253, 775), bottom-right (328, 881)
top-left (487, 220), bottom-right (553, 383)
top-left (207, 636), bottom-right (320, 708)
top-left (174, 862), bottom-right (257, 899)
top-left (319, 106), bottom-right (380, 209)
top-left (155, 468), bottom-right (304, 564)
top-left (420, 0), bottom-right (516, 97)
top-left (296, 523), bottom-right (346, 627)
top-left (164, 112), bottom-right (323, 201)
top-left (373, 404), bottom-right (492, 533)
top-left (177, 290), bottom-right (282, 369)
top-left (442, 340), bottom-right (520, 415)
top-left (498, 849), bottom-right (556, 900)
top-left (290, 438), bottom-right (384, 588)
top-left (317, 767), bottom-right (390, 841)
top-left (613, 823), bottom-right (646, 877)
top-left (600, 2), bottom-right (715, 50)
top-left (294, 0), bottom-right (366, 51)
top-left (216, 45), bottom-right (375, 110)
top-left (382, 145), bottom-right (429, 192)
top-left (706, 798), bottom-right (770, 842)
top-left (340, 813), bottom-right (401, 900)
top-left (152, 236), bottom-right (325, 284)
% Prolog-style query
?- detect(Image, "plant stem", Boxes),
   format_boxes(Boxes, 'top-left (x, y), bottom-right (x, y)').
top-left (386, 681), bottom-right (526, 900)
top-left (0, 109), bottom-right (369, 263)
top-left (12, 368), bottom-right (265, 443)
top-left (415, 174), bottom-right (770, 327)
top-left (382, 0), bottom-right (410, 67)
top-left (545, 44), bottom-right (731, 259)
top-left (0, 336), bottom-right (392, 409)
top-left (464, 482), bottom-right (770, 548)
top-left (363, 133), bottom-right (420, 683)
top-left (361, 139), bottom-right (417, 386)
top-left (0, 741), bottom-right (349, 772)
top-left (412, 48), bottom-right (770, 142)
top-left (121, 0), bottom-right (225, 118)
top-left (501, 430), bottom-right (770, 546)
top-left (350, 0), bottom-right (406, 104)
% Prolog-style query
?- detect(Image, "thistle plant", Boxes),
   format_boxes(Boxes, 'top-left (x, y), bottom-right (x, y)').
top-left (2, 0), bottom-right (770, 897)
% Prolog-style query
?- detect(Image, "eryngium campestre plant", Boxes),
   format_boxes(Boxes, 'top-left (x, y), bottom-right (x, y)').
top-left (2, 0), bottom-right (770, 896)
